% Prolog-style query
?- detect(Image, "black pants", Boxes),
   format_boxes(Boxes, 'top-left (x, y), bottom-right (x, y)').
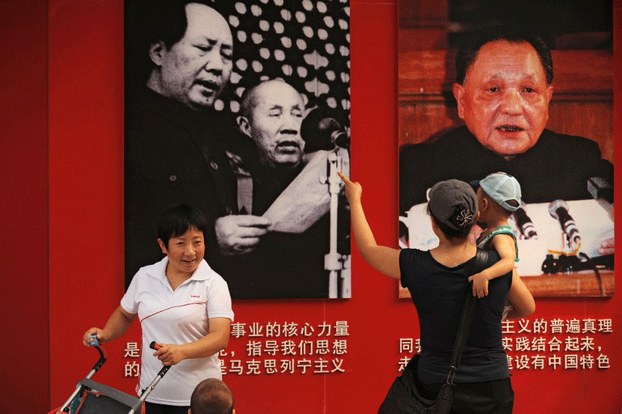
top-left (145, 401), bottom-right (190, 414)
top-left (419, 378), bottom-right (514, 414)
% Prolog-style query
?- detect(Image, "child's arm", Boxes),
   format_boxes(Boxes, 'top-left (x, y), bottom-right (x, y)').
top-left (468, 234), bottom-right (516, 297)
top-left (505, 269), bottom-right (536, 318)
top-left (339, 172), bottom-right (401, 279)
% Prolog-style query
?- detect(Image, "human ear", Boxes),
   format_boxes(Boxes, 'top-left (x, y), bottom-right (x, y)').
top-left (482, 197), bottom-right (489, 212)
top-left (544, 85), bottom-right (554, 122)
top-left (452, 83), bottom-right (466, 119)
top-left (157, 239), bottom-right (168, 255)
top-left (546, 85), bottom-right (554, 103)
top-left (237, 115), bottom-right (252, 137)
top-left (148, 41), bottom-right (167, 66)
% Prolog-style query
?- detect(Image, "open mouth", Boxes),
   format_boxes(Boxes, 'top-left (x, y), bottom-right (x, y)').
top-left (276, 141), bottom-right (301, 154)
top-left (496, 125), bottom-right (524, 132)
top-left (195, 79), bottom-right (219, 94)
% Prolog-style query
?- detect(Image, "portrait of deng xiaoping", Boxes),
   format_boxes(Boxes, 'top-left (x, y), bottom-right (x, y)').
top-left (397, 0), bottom-right (614, 298)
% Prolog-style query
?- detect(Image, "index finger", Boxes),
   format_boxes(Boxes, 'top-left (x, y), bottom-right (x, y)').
top-left (337, 171), bottom-right (351, 184)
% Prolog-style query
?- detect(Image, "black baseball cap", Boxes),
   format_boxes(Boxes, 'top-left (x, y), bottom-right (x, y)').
top-left (427, 179), bottom-right (478, 230)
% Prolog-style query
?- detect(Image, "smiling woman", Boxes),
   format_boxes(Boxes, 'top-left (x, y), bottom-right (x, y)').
top-left (83, 203), bottom-right (234, 413)
top-left (156, 205), bottom-right (209, 288)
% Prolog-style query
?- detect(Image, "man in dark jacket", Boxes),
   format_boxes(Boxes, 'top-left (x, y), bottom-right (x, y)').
top-left (125, 1), bottom-right (253, 285)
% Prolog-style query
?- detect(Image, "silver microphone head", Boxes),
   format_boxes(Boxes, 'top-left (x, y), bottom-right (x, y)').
top-left (548, 199), bottom-right (569, 220)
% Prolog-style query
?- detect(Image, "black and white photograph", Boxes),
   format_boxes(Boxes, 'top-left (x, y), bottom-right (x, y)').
top-left (124, 0), bottom-right (352, 299)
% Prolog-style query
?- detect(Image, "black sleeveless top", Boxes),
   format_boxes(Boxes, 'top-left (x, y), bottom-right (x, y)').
top-left (400, 249), bottom-right (511, 383)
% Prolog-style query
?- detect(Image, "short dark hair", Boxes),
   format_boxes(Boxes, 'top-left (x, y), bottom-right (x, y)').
top-left (455, 25), bottom-right (554, 85)
top-left (125, 0), bottom-right (223, 86)
top-left (239, 81), bottom-right (262, 119)
top-left (157, 204), bottom-right (209, 248)
top-left (190, 378), bottom-right (234, 414)
top-left (129, 0), bottom-right (219, 49)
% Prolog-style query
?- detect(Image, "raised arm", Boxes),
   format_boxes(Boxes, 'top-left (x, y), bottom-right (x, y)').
top-left (339, 172), bottom-right (401, 279)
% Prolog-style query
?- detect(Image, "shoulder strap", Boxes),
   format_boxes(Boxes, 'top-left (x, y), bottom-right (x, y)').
top-left (445, 248), bottom-right (488, 385)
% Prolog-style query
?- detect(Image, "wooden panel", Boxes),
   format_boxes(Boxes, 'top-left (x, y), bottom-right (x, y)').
top-left (522, 271), bottom-right (614, 298)
top-left (552, 50), bottom-right (613, 95)
top-left (548, 101), bottom-right (614, 162)
top-left (398, 28), bottom-right (449, 51)
top-left (398, 0), bottom-right (448, 30)
top-left (398, 50), bottom-right (455, 95)
top-left (398, 100), bottom-right (458, 145)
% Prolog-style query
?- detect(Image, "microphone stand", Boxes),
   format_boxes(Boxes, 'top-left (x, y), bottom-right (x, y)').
top-left (302, 108), bottom-right (351, 298)
top-left (324, 147), bottom-right (350, 298)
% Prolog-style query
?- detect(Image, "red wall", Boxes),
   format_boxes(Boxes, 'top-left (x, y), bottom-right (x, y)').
top-left (1, 0), bottom-right (621, 413)
top-left (0, 0), bottom-right (49, 412)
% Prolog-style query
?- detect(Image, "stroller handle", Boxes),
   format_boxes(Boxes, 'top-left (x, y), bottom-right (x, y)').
top-left (55, 341), bottom-right (173, 414)
top-left (129, 342), bottom-right (172, 414)
top-left (91, 345), bottom-right (107, 372)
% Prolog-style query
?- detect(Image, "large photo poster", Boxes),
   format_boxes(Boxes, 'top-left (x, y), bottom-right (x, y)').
top-left (398, 0), bottom-right (614, 298)
top-left (124, 0), bottom-right (351, 299)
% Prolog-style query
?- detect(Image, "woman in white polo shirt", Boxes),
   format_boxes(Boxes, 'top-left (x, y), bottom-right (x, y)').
top-left (83, 204), bottom-right (234, 414)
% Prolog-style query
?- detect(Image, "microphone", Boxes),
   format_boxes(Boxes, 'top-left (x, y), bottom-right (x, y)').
top-left (548, 199), bottom-right (581, 246)
top-left (301, 107), bottom-right (349, 152)
top-left (513, 203), bottom-right (538, 239)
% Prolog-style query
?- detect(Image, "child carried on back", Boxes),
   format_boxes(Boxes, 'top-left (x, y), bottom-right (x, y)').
top-left (469, 172), bottom-right (522, 298)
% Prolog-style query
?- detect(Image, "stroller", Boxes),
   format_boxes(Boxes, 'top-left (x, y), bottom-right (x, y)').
top-left (50, 340), bottom-right (170, 414)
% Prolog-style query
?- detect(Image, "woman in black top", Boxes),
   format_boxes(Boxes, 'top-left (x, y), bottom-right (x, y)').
top-left (339, 173), bottom-right (535, 413)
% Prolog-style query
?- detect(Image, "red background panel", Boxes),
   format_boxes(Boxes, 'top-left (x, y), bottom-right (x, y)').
top-left (0, 0), bottom-right (49, 412)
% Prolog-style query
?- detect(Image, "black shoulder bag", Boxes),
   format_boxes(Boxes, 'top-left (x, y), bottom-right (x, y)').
top-left (378, 249), bottom-right (488, 414)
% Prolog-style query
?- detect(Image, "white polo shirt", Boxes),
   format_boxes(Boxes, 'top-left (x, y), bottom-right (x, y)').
top-left (121, 257), bottom-right (234, 406)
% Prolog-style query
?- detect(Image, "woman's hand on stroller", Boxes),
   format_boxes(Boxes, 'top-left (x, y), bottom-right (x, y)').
top-left (82, 328), bottom-right (109, 346)
top-left (153, 343), bottom-right (185, 366)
